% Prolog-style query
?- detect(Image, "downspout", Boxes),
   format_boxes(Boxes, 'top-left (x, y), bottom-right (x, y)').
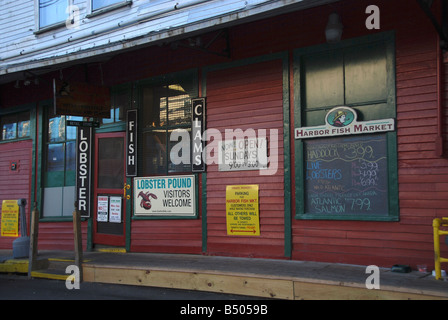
top-left (435, 35), bottom-right (444, 157)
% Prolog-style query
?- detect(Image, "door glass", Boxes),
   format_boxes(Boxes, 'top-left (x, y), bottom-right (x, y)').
top-left (98, 137), bottom-right (124, 189)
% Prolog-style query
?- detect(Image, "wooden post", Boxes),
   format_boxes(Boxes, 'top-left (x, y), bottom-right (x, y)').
top-left (28, 203), bottom-right (39, 279)
top-left (73, 203), bottom-right (83, 283)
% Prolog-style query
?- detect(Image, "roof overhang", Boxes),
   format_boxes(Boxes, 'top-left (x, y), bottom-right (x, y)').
top-left (0, 0), bottom-right (340, 85)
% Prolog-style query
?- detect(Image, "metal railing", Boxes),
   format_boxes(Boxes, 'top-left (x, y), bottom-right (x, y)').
top-left (433, 217), bottom-right (448, 280)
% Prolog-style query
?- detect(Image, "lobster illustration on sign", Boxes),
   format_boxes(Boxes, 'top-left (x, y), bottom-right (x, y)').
top-left (138, 191), bottom-right (157, 210)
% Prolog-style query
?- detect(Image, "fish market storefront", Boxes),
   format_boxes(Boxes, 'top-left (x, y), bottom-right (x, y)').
top-left (1, 0), bottom-right (448, 270)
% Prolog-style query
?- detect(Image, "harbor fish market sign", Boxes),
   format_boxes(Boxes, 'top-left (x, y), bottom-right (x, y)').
top-left (295, 107), bottom-right (394, 139)
top-left (134, 175), bottom-right (195, 217)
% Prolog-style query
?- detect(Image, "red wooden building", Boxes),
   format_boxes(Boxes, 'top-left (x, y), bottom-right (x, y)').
top-left (1, 0), bottom-right (448, 270)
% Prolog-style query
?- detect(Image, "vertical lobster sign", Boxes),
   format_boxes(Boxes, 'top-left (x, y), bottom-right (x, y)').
top-left (76, 126), bottom-right (92, 218)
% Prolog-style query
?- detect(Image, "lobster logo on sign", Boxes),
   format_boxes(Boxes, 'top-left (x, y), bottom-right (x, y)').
top-left (138, 191), bottom-right (157, 210)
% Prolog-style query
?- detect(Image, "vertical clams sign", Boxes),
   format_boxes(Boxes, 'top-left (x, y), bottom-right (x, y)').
top-left (192, 98), bottom-right (206, 172)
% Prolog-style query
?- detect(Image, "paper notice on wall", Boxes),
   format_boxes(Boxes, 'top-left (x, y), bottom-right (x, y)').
top-left (97, 196), bottom-right (108, 222)
top-left (109, 197), bottom-right (122, 223)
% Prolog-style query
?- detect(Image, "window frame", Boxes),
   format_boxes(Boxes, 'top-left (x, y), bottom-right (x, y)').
top-left (0, 110), bottom-right (31, 142)
top-left (87, 0), bottom-right (132, 17)
top-left (293, 31), bottom-right (399, 222)
top-left (136, 69), bottom-right (198, 177)
top-left (41, 108), bottom-right (84, 219)
top-left (35, 0), bottom-right (70, 32)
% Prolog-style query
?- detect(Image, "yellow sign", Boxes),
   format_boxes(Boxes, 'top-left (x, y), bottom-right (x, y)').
top-left (226, 185), bottom-right (260, 236)
top-left (1, 200), bottom-right (19, 237)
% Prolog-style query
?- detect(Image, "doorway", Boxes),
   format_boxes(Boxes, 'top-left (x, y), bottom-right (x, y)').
top-left (93, 132), bottom-right (126, 247)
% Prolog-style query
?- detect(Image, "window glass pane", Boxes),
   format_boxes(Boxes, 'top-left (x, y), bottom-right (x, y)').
top-left (47, 143), bottom-right (64, 172)
top-left (48, 115), bottom-right (65, 142)
top-left (304, 52), bottom-right (344, 110)
top-left (92, 0), bottom-right (123, 10)
top-left (142, 131), bottom-right (166, 175)
top-left (39, 0), bottom-right (68, 28)
top-left (167, 85), bottom-right (191, 126)
top-left (18, 121), bottom-right (30, 138)
top-left (142, 86), bottom-right (168, 128)
top-left (66, 141), bottom-right (76, 171)
top-left (66, 116), bottom-right (82, 140)
top-left (1, 114), bottom-right (17, 140)
top-left (344, 44), bottom-right (387, 105)
top-left (168, 128), bottom-right (191, 173)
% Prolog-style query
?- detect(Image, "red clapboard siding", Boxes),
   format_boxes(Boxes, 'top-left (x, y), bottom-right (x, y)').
top-left (0, 140), bottom-right (32, 249)
top-left (130, 211), bottom-right (203, 254)
top-left (37, 221), bottom-right (88, 251)
top-left (205, 59), bottom-right (285, 259)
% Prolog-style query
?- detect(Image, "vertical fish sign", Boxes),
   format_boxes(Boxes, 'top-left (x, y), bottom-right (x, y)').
top-left (127, 109), bottom-right (138, 177)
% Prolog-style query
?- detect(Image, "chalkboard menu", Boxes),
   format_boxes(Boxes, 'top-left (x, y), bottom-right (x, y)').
top-left (304, 134), bottom-right (389, 217)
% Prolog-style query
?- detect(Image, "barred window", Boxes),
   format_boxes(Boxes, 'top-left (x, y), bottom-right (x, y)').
top-left (139, 72), bottom-right (197, 175)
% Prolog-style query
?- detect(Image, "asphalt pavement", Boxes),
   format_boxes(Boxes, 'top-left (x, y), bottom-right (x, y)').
top-left (0, 273), bottom-right (262, 300)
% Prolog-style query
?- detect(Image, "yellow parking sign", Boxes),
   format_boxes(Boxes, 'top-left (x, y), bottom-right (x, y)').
top-left (1, 200), bottom-right (19, 237)
top-left (226, 185), bottom-right (260, 236)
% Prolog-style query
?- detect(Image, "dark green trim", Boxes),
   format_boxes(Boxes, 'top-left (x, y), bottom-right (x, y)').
top-left (125, 176), bottom-right (132, 251)
top-left (282, 54), bottom-right (292, 258)
top-left (36, 101), bottom-right (45, 216)
top-left (293, 31), bottom-right (399, 222)
top-left (95, 122), bottom-right (126, 133)
top-left (201, 51), bottom-right (292, 258)
top-left (201, 172), bottom-right (207, 253)
top-left (87, 217), bottom-right (93, 251)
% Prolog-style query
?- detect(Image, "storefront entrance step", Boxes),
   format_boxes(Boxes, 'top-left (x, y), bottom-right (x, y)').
top-left (94, 247), bottom-right (126, 253)
top-left (0, 258), bottom-right (48, 274)
top-left (30, 268), bottom-right (68, 281)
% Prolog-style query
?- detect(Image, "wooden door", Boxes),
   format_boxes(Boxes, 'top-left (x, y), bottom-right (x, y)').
top-left (93, 132), bottom-right (126, 247)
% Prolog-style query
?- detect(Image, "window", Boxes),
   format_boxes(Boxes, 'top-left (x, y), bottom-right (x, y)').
top-left (139, 71), bottom-right (197, 175)
top-left (102, 88), bottom-right (131, 125)
top-left (1, 111), bottom-right (30, 141)
top-left (92, 0), bottom-right (126, 11)
top-left (43, 109), bottom-right (83, 218)
top-left (300, 38), bottom-right (394, 125)
top-left (294, 32), bottom-right (398, 221)
top-left (38, 0), bottom-right (69, 28)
